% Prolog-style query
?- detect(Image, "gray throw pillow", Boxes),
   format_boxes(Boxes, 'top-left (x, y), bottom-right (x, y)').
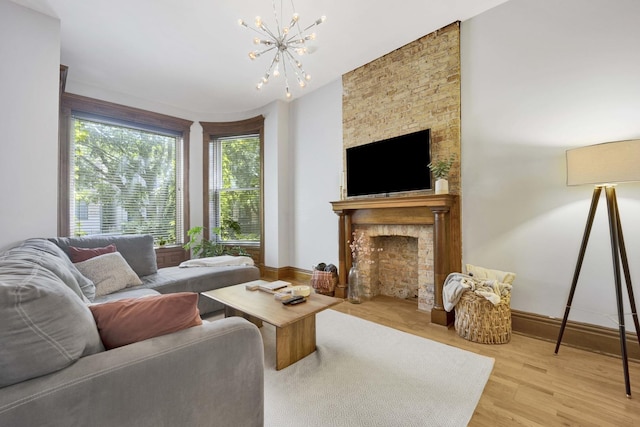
top-left (0, 258), bottom-right (104, 388)
top-left (74, 252), bottom-right (143, 297)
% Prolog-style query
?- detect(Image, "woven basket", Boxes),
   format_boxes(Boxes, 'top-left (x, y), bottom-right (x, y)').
top-left (454, 291), bottom-right (511, 344)
top-left (310, 270), bottom-right (336, 296)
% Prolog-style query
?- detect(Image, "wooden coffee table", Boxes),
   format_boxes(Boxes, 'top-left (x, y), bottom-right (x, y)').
top-left (202, 282), bottom-right (342, 370)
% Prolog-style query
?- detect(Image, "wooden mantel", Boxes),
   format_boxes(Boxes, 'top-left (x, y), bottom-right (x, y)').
top-left (330, 194), bottom-right (461, 326)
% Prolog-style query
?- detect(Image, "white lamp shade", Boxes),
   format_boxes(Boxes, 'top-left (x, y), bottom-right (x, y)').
top-left (566, 139), bottom-right (640, 186)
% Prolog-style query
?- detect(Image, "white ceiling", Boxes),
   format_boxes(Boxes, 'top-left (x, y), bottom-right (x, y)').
top-left (15, 0), bottom-right (509, 115)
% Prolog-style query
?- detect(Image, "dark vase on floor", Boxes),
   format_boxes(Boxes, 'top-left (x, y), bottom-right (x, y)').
top-left (347, 262), bottom-right (362, 304)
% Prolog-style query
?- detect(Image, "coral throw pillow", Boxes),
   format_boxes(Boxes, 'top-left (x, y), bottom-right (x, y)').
top-left (89, 293), bottom-right (202, 349)
top-left (69, 244), bottom-right (117, 263)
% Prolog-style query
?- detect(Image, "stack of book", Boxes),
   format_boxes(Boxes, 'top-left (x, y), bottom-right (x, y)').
top-left (244, 279), bottom-right (290, 293)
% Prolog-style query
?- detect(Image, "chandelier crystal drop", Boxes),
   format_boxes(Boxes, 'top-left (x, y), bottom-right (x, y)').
top-left (238, 0), bottom-right (325, 99)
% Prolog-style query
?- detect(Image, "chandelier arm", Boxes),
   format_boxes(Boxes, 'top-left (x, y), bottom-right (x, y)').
top-left (284, 34), bottom-right (306, 45)
top-left (264, 54), bottom-right (279, 75)
top-left (272, 0), bottom-right (282, 35)
top-left (259, 24), bottom-right (279, 42)
top-left (283, 49), bottom-right (307, 83)
top-left (290, 13), bottom-right (304, 39)
top-left (253, 46), bottom-right (277, 57)
top-left (281, 55), bottom-right (292, 97)
top-left (283, 49), bottom-right (304, 73)
top-left (243, 25), bottom-right (268, 37)
top-left (283, 49), bottom-right (300, 68)
top-left (300, 20), bottom-right (323, 33)
top-left (239, 18), bottom-right (279, 42)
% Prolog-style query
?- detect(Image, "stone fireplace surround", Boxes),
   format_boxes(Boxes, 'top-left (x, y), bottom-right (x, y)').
top-left (331, 194), bottom-right (461, 326)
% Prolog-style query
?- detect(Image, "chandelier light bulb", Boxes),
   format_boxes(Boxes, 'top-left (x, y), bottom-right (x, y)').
top-left (254, 16), bottom-right (262, 28)
top-left (262, 73), bottom-right (270, 83)
top-left (273, 66), bottom-right (280, 77)
top-left (292, 13), bottom-right (299, 22)
top-left (298, 79), bottom-right (306, 88)
top-left (256, 82), bottom-right (263, 90)
top-left (304, 73), bottom-right (311, 81)
top-left (248, 51), bottom-right (257, 60)
top-left (253, 37), bottom-right (261, 45)
top-left (238, 19), bottom-right (246, 27)
top-left (286, 89), bottom-right (292, 99)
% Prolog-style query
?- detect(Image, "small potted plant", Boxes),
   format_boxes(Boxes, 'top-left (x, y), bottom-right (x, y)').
top-left (428, 154), bottom-right (456, 195)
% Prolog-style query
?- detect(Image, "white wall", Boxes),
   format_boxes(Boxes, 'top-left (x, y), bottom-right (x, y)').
top-left (0, 1), bottom-right (60, 250)
top-left (289, 80), bottom-right (343, 270)
top-left (461, 0), bottom-right (640, 330)
top-left (262, 100), bottom-right (291, 268)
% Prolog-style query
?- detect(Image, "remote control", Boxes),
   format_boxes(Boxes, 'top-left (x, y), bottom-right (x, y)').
top-left (289, 297), bottom-right (307, 305)
top-left (282, 295), bottom-right (305, 305)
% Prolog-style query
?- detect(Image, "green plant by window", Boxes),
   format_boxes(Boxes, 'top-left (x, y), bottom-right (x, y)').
top-left (184, 223), bottom-right (249, 258)
top-left (428, 154), bottom-right (456, 180)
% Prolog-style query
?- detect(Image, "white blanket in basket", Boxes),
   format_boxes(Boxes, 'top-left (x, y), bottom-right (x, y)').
top-left (443, 273), bottom-right (511, 312)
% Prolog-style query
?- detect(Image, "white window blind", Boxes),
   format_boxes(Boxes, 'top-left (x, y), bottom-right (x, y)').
top-left (209, 135), bottom-right (261, 243)
top-left (70, 116), bottom-right (184, 244)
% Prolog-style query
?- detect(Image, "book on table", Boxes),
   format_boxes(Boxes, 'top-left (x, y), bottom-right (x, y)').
top-left (244, 279), bottom-right (291, 293)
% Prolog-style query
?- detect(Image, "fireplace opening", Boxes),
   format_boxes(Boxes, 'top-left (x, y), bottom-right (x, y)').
top-left (354, 224), bottom-right (433, 311)
top-left (374, 236), bottom-right (419, 301)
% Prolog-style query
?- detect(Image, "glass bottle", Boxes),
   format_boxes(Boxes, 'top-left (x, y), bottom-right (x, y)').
top-left (347, 261), bottom-right (362, 304)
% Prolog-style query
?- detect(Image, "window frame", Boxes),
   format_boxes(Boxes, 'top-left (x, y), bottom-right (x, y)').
top-left (59, 93), bottom-right (193, 244)
top-left (200, 116), bottom-right (264, 266)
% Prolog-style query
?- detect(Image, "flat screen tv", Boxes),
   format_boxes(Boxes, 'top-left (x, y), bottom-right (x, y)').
top-left (346, 129), bottom-right (431, 197)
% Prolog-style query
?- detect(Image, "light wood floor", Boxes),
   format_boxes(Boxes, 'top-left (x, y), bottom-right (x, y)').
top-left (331, 296), bottom-right (640, 427)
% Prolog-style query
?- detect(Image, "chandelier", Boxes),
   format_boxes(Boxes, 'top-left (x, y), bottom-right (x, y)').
top-left (238, 0), bottom-right (326, 99)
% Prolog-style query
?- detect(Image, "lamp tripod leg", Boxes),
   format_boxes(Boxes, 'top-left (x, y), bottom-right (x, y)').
top-left (605, 186), bottom-right (632, 398)
top-left (613, 191), bottom-right (640, 348)
top-left (555, 187), bottom-right (602, 354)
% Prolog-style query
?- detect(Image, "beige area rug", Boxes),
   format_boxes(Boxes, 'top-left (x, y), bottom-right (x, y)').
top-left (262, 309), bottom-right (494, 427)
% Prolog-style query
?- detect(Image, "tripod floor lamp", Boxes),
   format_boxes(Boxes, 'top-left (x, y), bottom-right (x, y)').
top-left (555, 139), bottom-right (640, 398)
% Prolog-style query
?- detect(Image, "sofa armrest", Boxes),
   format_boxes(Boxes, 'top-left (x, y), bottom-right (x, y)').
top-left (0, 317), bottom-right (264, 427)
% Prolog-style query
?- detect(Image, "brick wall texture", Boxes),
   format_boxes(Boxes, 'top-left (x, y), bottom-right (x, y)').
top-left (342, 21), bottom-right (461, 194)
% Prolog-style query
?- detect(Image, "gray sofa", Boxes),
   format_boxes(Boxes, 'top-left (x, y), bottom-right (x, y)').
top-left (0, 235), bottom-right (264, 426)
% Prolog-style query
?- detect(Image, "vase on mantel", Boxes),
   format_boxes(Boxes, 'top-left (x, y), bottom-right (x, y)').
top-left (347, 262), bottom-right (362, 304)
top-left (435, 178), bottom-right (449, 195)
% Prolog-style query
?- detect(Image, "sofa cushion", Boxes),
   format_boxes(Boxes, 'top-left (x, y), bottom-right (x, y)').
top-left (69, 244), bottom-right (117, 263)
top-left (75, 252), bottom-right (143, 297)
top-left (89, 292), bottom-right (202, 349)
top-left (3, 238), bottom-right (96, 301)
top-left (49, 234), bottom-right (157, 277)
top-left (0, 258), bottom-right (104, 388)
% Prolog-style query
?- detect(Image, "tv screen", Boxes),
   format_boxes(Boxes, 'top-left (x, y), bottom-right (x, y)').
top-left (346, 129), bottom-right (431, 197)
